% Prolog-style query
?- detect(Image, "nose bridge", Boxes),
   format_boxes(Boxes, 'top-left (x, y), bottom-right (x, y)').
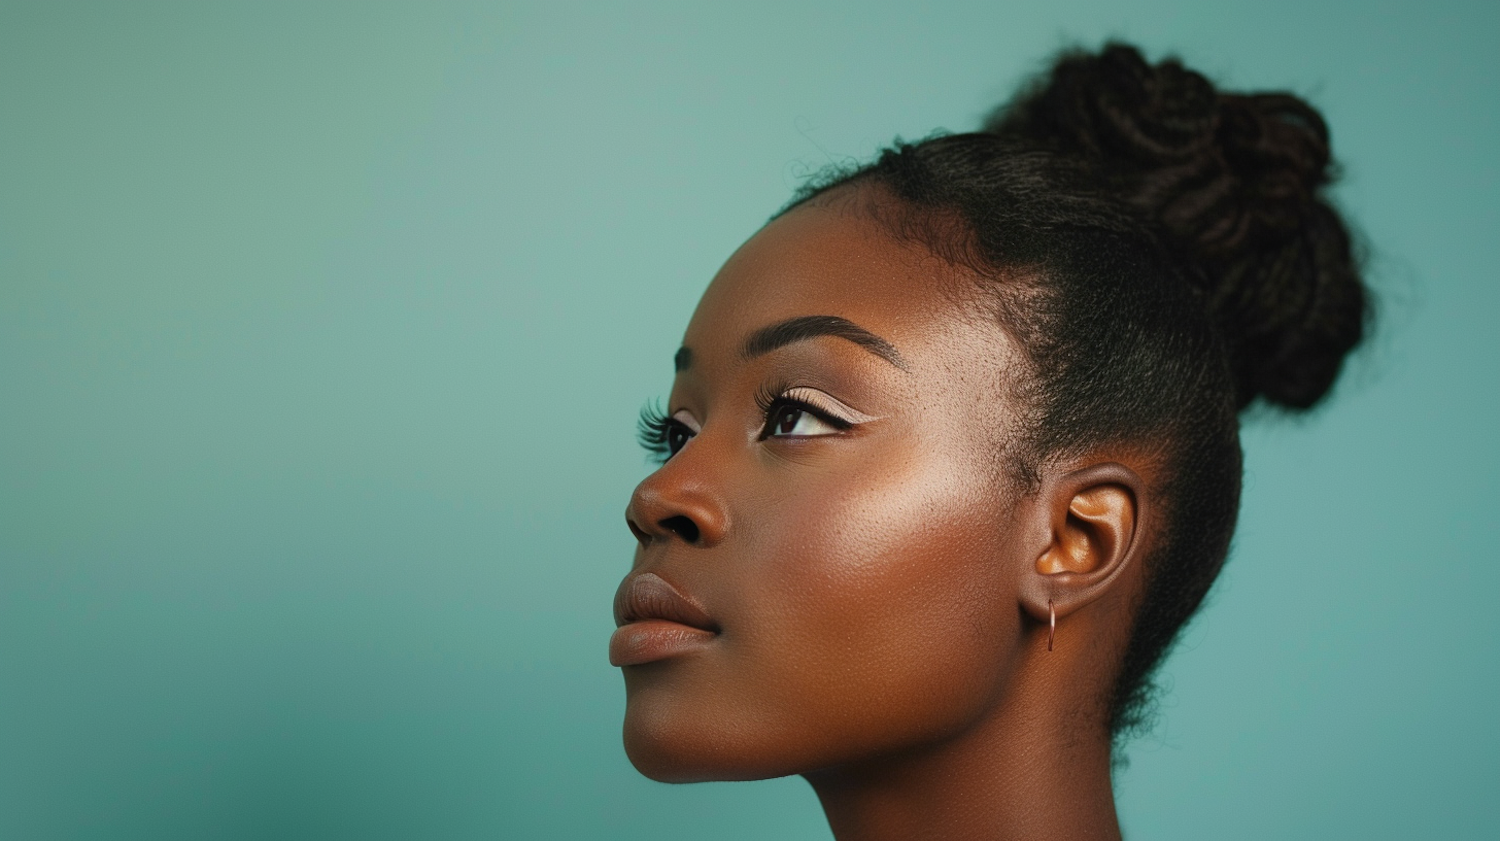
top-left (626, 439), bottom-right (731, 548)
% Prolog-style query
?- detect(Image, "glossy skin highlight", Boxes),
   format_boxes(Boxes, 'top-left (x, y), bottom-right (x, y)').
top-left (614, 192), bottom-right (1152, 841)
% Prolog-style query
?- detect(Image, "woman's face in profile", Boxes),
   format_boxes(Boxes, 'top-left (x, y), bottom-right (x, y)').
top-left (613, 195), bottom-right (1046, 782)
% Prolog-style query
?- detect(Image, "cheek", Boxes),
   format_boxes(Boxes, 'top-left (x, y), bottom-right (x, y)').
top-left (743, 459), bottom-right (1023, 743)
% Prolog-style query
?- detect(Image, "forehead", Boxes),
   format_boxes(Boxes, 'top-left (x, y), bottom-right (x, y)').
top-left (685, 198), bottom-right (985, 359)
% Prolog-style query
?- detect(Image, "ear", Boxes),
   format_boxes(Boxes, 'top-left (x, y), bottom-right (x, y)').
top-left (1017, 461), bottom-right (1145, 627)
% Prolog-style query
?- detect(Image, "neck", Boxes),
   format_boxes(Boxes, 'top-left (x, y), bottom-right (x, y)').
top-left (804, 692), bottom-right (1121, 841)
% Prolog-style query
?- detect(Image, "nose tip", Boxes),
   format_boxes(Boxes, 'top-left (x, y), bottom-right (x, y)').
top-left (625, 469), bottom-right (727, 549)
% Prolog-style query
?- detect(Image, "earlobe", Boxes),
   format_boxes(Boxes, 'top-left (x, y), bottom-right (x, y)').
top-left (1020, 461), bottom-right (1145, 626)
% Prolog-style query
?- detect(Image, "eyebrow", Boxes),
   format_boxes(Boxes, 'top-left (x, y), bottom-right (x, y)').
top-left (742, 315), bottom-right (908, 370)
top-left (672, 315), bottom-right (908, 374)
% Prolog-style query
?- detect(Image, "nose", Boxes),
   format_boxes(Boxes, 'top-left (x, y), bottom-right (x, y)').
top-left (625, 457), bottom-right (729, 549)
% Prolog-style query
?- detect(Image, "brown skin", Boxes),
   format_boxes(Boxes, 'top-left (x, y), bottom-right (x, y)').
top-left (616, 189), bottom-right (1157, 841)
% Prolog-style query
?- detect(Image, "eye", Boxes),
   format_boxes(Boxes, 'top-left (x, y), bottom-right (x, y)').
top-left (637, 403), bottom-right (699, 462)
top-left (759, 399), bottom-right (849, 439)
top-left (664, 420), bottom-right (694, 455)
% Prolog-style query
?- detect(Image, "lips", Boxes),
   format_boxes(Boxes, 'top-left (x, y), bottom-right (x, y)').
top-left (610, 572), bottom-right (719, 667)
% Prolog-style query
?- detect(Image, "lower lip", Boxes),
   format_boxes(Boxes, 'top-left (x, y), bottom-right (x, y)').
top-left (609, 620), bottom-right (716, 667)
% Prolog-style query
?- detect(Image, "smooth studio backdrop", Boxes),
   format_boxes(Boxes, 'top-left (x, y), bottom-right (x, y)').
top-left (2, 2), bottom-right (1496, 838)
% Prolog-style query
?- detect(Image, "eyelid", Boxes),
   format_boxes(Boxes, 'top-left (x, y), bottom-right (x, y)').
top-left (670, 409), bottom-right (702, 433)
top-left (780, 387), bottom-right (880, 425)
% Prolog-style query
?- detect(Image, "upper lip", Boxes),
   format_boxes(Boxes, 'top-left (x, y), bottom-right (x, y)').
top-left (614, 572), bottom-right (718, 632)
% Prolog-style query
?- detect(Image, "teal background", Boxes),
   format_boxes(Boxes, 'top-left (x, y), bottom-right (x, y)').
top-left (2, 1), bottom-right (1496, 838)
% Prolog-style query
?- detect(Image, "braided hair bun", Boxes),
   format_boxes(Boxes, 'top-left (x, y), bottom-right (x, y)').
top-left (986, 43), bottom-right (1368, 410)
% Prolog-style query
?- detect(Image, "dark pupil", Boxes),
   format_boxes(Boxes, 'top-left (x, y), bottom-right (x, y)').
top-left (775, 406), bottom-right (802, 434)
top-left (668, 425), bottom-right (690, 454)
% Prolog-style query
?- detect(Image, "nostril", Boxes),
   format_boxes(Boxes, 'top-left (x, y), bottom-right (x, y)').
top-left (627, 516), bottom-right (652, 547)
top-left (659, 515), bottom-right (700, 543)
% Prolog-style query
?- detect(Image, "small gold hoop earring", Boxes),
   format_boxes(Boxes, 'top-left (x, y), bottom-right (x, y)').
top-left (1047, 599), bottom-right (1056, 651)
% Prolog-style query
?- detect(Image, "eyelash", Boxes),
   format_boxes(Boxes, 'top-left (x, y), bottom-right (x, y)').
top-left (637, 385), bottom-right (853, 463)
top-left (636, 400), bottom-right (679, 463)
top-left (752, 382), bottom-right (854, 439)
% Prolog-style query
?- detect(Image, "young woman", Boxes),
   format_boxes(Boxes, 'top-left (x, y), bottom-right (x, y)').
top-left (609, 43), bottom-right (1368, 840)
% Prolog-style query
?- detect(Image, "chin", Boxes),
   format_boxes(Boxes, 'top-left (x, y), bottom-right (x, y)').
top-left (620, 679), bottom-right (839, 783)
top-left (621, 700), bottom-right (784, 783)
